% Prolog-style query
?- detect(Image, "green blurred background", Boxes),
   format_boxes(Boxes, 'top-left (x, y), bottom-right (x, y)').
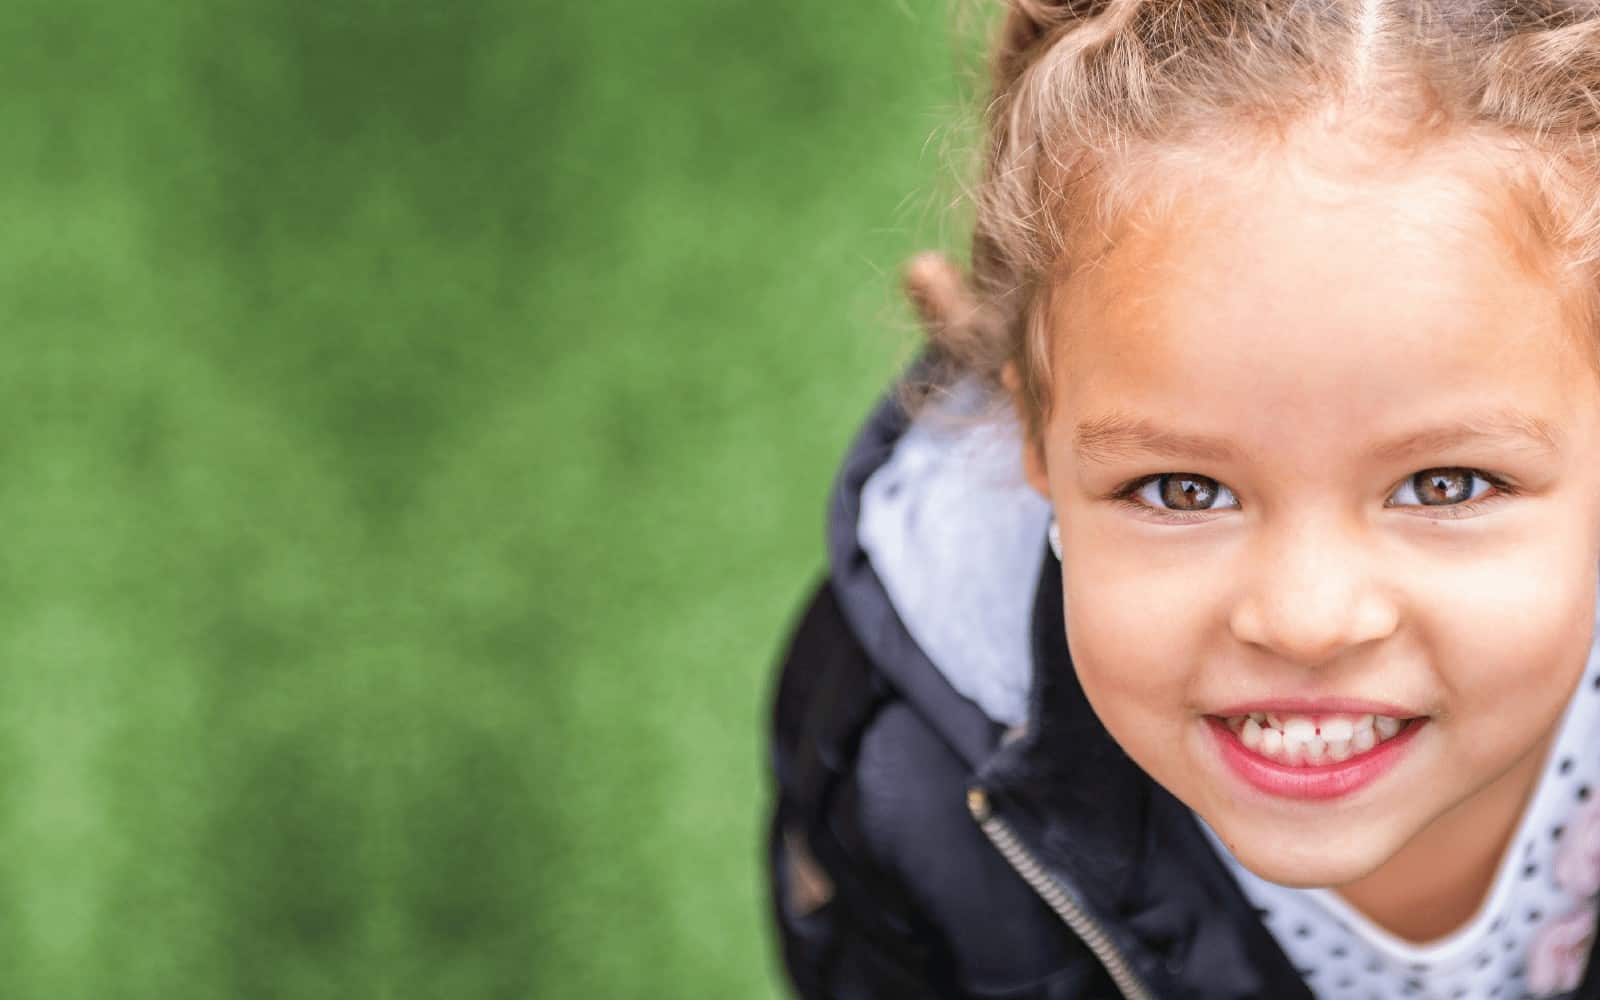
top-left (24, 1), bottom-right (981, 996)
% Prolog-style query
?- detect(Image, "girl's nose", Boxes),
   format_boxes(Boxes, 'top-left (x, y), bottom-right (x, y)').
top-left (1227, 521), bottom-right (1400, 666)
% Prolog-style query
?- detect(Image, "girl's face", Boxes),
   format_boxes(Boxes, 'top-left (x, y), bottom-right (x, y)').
top-left (1022, 138), bottom-right (1600, 889)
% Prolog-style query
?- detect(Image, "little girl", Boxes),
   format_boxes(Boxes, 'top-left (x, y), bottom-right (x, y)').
top-left (765, 2), bottom-right (1600, 998)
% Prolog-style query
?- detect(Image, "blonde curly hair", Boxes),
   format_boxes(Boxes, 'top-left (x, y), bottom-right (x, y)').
top-left (903, 0), bottom-right (1600, 446)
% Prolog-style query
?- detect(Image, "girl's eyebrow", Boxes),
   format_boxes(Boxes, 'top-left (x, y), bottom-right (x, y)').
top-left (1073, 408), bottom-right (1563, 467)
top-left (1367, 410), bottom-right (1563, 463)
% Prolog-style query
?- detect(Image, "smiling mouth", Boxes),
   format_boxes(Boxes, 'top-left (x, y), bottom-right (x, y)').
top-left (1212, 712), bottom-right (1423, 767)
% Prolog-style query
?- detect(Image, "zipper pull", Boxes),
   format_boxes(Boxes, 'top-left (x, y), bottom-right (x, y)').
top-left (966, 785), bottom-right (992, 822)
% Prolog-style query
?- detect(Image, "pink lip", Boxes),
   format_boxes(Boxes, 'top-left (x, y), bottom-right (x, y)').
top-left (1210, 698), bottom-right (1423, 719)
top-left (1205, 715), bottom-right (1427, 801)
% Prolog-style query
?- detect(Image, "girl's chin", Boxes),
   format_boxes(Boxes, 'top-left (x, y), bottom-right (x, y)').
top-left (1200, 814), bottom-right (1401, 889)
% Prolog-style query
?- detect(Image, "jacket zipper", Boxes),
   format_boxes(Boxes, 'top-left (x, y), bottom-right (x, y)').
top-left (966, 785), bottom-right (1156, 1000)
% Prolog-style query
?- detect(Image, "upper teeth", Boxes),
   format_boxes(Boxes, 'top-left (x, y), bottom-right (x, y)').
top-left (1225, 712), bottom-right (1409, 766)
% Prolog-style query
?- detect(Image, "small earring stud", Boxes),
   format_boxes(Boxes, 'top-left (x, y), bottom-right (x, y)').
top-left (1047, 518), bottom-right (1062, 561)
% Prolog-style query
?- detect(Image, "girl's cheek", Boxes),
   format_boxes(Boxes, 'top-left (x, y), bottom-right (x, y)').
top-left (1429, 552), bottom-right (1597, 735)
top-left (1062, 566), bottom-right (1200, 721)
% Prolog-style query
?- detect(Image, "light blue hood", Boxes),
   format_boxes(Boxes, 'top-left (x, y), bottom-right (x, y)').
top-left (853, 375), bottom-right (1050, 728)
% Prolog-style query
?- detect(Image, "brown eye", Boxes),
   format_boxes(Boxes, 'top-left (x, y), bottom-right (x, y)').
top-left (1159, 474), bottom-right (1221, 511)
top-left (1113, 472), bottom-right (1240, 521)
top-left (1412, 468), bottom-right (1473, 506)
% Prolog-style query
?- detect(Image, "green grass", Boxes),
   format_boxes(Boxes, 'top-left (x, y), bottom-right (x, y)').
top-left (16, 1), bottom-right (978, 995)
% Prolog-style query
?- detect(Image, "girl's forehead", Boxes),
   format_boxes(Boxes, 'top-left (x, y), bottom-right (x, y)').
top-left (1076, 126), bottom-right (1554, 296)
top-left (1048, 144), bottom-right (1596, 449)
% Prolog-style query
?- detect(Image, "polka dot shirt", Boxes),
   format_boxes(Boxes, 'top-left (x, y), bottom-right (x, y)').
top-left (1197, 597), bottom-right (1600, 999)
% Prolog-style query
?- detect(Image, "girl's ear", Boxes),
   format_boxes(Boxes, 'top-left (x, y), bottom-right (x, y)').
top-left (1001, 360), bottom-right (1052, 501)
